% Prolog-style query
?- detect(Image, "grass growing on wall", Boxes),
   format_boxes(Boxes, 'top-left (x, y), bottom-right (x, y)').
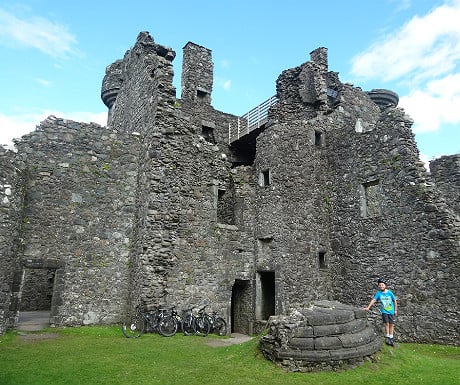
top-left (0, 326), bottom-right (458, 385)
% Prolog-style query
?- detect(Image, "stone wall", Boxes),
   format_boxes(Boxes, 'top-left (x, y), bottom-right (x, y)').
top-left (430, 155), bottom-right (460, 214)
top-left (0, 147), bottom-right (24, 333)
top-left (320, 85), bottom-right (459, 344)
top-left (13, 116), bottom-right (139, 325)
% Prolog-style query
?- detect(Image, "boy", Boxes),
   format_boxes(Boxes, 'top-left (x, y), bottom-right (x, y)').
top-left (364, 278), bottom-right (398, 346)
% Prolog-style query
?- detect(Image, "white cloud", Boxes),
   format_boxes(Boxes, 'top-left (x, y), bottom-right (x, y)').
top-left (399, 73), bottom-right (460, 133)
top-left (0, 8), bottom-right (78, 58)
top-left (0, 111), bottom-right (107, 149)
top-left (351, 0), bottom-right (460, 137)
top-left (351, 1), bottom-right (460, 82)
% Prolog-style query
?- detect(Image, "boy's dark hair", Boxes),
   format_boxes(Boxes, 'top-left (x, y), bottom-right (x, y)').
top-left (377, 278), bottom-right (387, 285)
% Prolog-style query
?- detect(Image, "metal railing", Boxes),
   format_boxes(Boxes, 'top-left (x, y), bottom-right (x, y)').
top-left (228, 95), bottom-right (278, 143)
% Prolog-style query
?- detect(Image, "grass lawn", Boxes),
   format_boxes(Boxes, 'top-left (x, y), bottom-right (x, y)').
top-left (0, 326), bottom-right (458, 385)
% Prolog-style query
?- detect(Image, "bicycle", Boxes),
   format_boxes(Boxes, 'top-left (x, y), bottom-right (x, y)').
top-left (181, 306), bottom-right (211, 336)
top-left (208, 310), bottom-right (227, 336)
top-left (181, 307), bottom-right (197, 336)
top-left (195, 305), bottom-right (211, 336)
top-left (122, 304), bottom-right (177, 338)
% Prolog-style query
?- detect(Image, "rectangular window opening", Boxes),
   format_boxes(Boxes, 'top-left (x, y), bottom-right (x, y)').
top-left (259, 169), bottom-right (270, 187)
top-left (217, 188), bottom-right (234, 225)
top-left (360, 180), bottom-right (381, 218)
top-left (197, 89), bottom-right (208, 98)
top-left (202, 125), bottom-right (216, 144)
top-left (318, 251), bottom-right (327, 269)
top-left (314, 130), bottom-right (323, 146)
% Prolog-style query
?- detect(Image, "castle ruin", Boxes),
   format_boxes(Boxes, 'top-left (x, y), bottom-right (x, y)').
top-left (1, 32), bottom-right (459, 345)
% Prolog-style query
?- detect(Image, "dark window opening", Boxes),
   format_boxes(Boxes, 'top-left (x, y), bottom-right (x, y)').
top-left (318, 251), bottom-right (327, 269)
top-left (202, 125), bottom-right (215, 144)
top-left (197, 89), bottom-right (208, 98)
top-left (256, 271), bottom-right (275, 320)
top-left (314, 130), bottom-right (323, 146)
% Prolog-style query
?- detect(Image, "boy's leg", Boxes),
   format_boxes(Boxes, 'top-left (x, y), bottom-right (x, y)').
top-left (384, 322), bottom-right (390, 335)
top-left (387, 315), bottom-right (395, 346)
top-left (389, 323), bottom-right (394, 336)
top-left (382, 314), bottom-right (392, 345)
top-left (384, 323), bottom-right (391, 344)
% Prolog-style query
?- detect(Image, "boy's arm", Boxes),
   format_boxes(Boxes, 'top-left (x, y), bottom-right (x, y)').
top-left (364, 299), bottom-right (376, 311)
top-left (394, 298), bottom-right (398, 315)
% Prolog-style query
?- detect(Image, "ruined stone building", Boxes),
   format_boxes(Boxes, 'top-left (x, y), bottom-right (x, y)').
top-left (1, 32), bottom-right (459, 344)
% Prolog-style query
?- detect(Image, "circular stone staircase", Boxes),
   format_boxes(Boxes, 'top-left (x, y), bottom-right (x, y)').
top-left (260, 300), bottom-right (382, 372)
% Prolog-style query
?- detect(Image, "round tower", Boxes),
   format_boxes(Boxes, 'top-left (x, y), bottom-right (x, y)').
top-left (366, 89), bottom-right (399, 109)
top-left (101, 60), bottom-right (123, 110)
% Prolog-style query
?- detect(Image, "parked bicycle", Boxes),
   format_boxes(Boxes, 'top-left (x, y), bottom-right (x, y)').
top-left (181, 306), bottom-right (211, 336)
top-left (208, 310), bottom-right (227, 336)
top-left (122, 304), bottom-right (177, 338)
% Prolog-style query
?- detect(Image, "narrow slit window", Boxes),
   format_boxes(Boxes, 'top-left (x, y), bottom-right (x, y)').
top-left (259, 169), bottom-right (270, 187)
top-left (314, 130), bottom-right (323, 146)
top-left (318, 251), bottom-right (327, 269)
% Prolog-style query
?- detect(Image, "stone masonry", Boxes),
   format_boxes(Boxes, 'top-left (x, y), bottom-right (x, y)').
top-left (0, 32), bottom-right (458, 346)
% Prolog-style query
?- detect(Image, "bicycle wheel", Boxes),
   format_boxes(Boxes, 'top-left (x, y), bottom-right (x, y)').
top-left (159, 315), bottom-right (178, 337)
top-left (213, 317), bottom-right (227, 336)
top-left (122, 313), bottom-right (145, 338)
top-left (195, 315), bottom-right (211, 336)
top-left (182, 314), bottom-right (196, 336)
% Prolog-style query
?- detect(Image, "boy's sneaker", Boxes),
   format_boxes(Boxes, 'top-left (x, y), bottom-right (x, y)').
top-left (388, 338), bottom-right (395, 347)
top-left (385, 337), bottom-right (391, 345)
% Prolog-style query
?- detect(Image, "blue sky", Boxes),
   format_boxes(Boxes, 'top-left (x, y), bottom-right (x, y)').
top-left (1, 0), bottom-right (459, 167)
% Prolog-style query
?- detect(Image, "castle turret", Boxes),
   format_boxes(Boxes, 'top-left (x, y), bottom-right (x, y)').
top-left (366, 89), bottom-right (399, 109)
top-left (101, 60), bottom-right (123, 114)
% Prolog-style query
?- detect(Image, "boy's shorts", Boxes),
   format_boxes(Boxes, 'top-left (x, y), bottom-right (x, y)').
top-left (382, 313), bottom-right (395, 324)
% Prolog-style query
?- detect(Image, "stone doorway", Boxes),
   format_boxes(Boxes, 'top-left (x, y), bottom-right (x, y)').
top-left (255, 271), bottom-right (275, 321)
top-left (9, 258), bottom-right (63, 329)
top-left (231, 279), bottom-right (251, 334)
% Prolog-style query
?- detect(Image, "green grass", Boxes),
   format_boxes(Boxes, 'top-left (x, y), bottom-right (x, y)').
top-left (0, 326), bottom-right (458, 385)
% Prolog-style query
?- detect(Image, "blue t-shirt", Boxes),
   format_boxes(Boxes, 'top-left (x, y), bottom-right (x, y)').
top-left (374, 290), bottom-right (396, 314)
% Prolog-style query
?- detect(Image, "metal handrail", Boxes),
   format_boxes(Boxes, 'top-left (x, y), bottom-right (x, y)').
top-left (229, 95), bottom-right (278, 143)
